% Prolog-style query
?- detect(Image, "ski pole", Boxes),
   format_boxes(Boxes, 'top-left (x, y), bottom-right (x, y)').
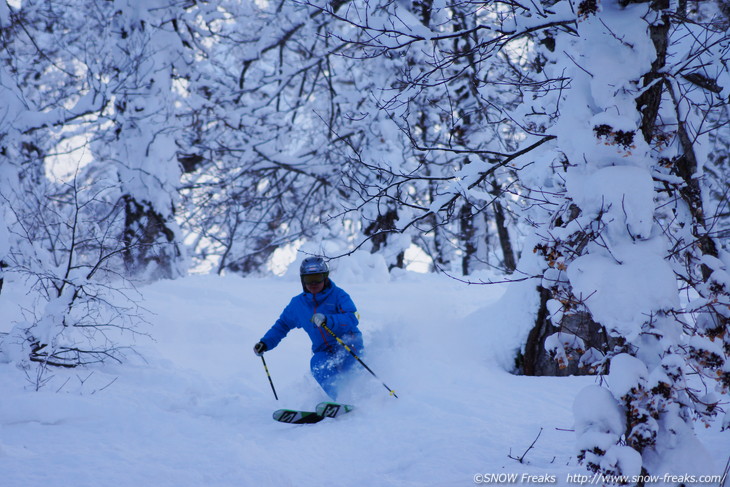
top-left (321, 323), bottom-right (398, 398)
top-left (260, 355), bottom-right (279, 400)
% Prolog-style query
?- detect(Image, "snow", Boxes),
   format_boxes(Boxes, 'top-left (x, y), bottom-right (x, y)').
top-left (0, 269), bottom-right (727, 486)
top-left (567, 246), bottom-right (679, 340)
top-left (573, 385), bottom-right (625, 437)
top-left (606, 353), bottom-right (648, 399)
top-left (566, 166), bottom-right (655, 239)
top-left (545, 332), bottom-right (586, 369)
top-left (643, 403), bottom-right (719, 481)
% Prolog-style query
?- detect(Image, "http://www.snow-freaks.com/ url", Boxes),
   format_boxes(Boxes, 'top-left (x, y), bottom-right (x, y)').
top-left (473, 472), bottom-right (726, 485)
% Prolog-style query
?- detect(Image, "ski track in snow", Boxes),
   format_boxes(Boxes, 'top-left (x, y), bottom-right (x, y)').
top-left (0, 273), bottom-right (727, 486)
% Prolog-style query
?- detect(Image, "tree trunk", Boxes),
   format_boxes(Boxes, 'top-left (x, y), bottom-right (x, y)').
top-left (635, 0), bottom-right (670, 142)
top-left (520, 286), bottom-right (554, 376)
top-left (521, 286), bottom-right (614, 376)
top-left (459, 202), bottom-right (477, 275)
top-left (123, 195), bottom-right (179, 279)
top-left (0, 260), bottom-right (6, 294)
top-left (364, 207), bottom-right (405, 270)
top-left (490, 177), bottom-right (516, 273)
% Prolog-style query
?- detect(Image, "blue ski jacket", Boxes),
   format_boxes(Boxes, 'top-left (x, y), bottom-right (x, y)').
top-left (260, 280), bottom-right (361, 354)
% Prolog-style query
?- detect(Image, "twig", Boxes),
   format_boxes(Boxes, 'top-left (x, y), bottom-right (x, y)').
top-left (92, 377), bottom-right (119, 395)
top-left (508, 428), bottom-right (543, 464)
top-left (55, 377), bottom-right (71, 393)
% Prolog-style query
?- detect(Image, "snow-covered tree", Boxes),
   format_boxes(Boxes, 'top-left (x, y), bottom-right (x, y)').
top-left (0, 0), bottom-right (190, 374)
top-left (518, 0), bottom-right (730, 479)
top-left (303, 0), bottom-right (532, 274)
top-left (1, 0), bottom-right (187, 281)
top-left (87, 0), bottom-right (187, 279)
top-left (174, 0), bottom-right (365, 274)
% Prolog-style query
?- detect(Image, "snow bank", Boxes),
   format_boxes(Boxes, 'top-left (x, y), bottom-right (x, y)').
top-left (462, 277), bottom-right (537, 371)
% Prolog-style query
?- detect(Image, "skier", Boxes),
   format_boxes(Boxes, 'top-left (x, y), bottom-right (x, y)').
top-left (253, 256), bottom-right (363, 400)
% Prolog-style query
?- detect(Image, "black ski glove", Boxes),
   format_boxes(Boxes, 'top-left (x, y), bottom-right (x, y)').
top-left (253, 341), bottom-right (267, 356)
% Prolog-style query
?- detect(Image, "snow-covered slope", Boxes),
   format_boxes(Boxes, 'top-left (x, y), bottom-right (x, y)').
top-left (0, 272), bottom-right (727, 486)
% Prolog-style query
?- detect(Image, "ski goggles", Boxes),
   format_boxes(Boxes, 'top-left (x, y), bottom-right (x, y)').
top-left (301, 273), bottom-right (327, 285)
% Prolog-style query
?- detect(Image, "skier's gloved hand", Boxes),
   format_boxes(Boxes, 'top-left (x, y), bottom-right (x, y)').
top-left (311, 313), bottom-right (326, 328)
top-left (253, 341), bottom-right (267, 356)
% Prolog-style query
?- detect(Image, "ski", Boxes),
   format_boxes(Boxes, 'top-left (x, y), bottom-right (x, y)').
top-left (272, 401), bottom-right (354, 424)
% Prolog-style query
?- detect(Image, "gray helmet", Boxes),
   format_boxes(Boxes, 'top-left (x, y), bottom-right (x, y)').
top-left (300, 256), bottom-right (329, 276)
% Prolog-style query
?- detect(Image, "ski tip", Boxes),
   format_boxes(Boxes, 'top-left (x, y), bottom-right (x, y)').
top-left (273, 408), bottom-right (324, 424)
top-left (272, 409), bottom-right (289, 422)
top-left (315, 401), bottom-right (354, 418)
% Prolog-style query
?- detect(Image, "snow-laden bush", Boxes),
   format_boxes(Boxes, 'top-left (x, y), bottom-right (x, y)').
top-left (0, 175), bottom-right (148, 388)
